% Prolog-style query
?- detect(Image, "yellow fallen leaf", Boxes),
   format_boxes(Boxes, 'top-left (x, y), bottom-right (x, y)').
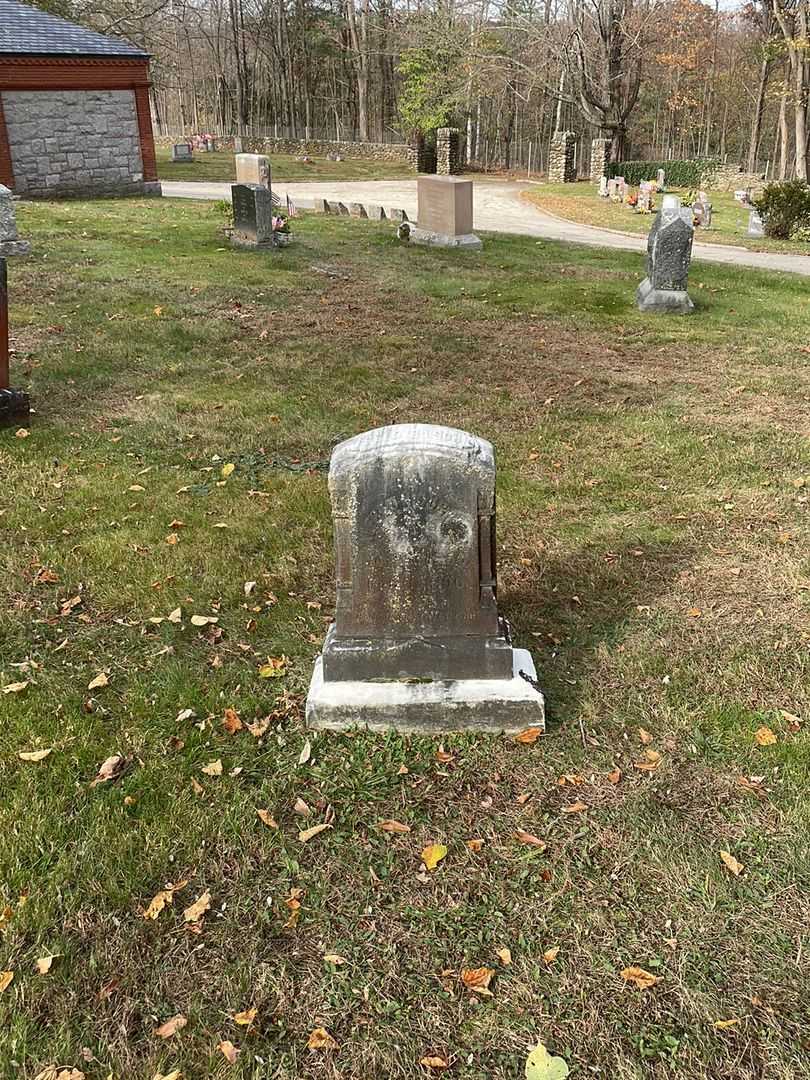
top-left (525, 1041), bottom-right (569, 1080)
top-left (218, 1039), bottom-right (239, 1064)
top-left (233, 1007), bottom-right (257, 1026)
top-left (152, 1071), bottom-right (182, 1080)
top-left (307, 1027), bottom-right (338, 1051)
top-left (515, 726), bottom-right (543, 744)
top-left (516, 829), bottom-right (547, 849)
top-left (754, 726), bottom-right (777, 747)
top-left (35, 955), bottom-right (59, 974)
top-left (19, 748), bottom-right (53, 762)
top-left (496, 947), bottom-right (512, 965)
top-left (420, 1055), bottom-right (450, 1069)
top-left (221, 463), bottom-right (236, 477)
top-left (258, 655), bottom-right (288, 678)
top-left (142, 880), bottom-right (187, 920)
top-left (720, 850), bottom-right (744, 877)
top-left (256, 809), bottom-right (277, 828)
top-left (0, 971), bottom-right (13, 992)
top-left (638, 727), bottom-right (653, 745)
top-left (201, 759), bottom-right (223, 776)
top-left (421, 843), bottom-right (448, 870)
top-left (687, 607), bottom-right (702, 618)
top-left (3, 681), bottom-right (29, 694)
top-left (87, 672), bottom-right (109, 690)
top-left (182, 890), bottom-right (211, 923)
top-left (543, 946), bottom-right (560, 965)
top-left (324, 953), bottom-right (347, 965)
top-left (154, 1014), bottom-right (187, 1038)
top-left (378, 819), bottom-right (411, 834)
top-left (620, 965), bottom-right (660, 989)
top-left (299, 822), bottom-right (332, 843)
top-left (713, 1018), bottom-right (740, 1029)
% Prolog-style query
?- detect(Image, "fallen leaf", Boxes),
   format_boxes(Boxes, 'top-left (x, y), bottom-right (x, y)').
top-left (461, 966), bottom-right (495, 992)
top-left (293, 797), bottom-right (311, 816)
top-left (634, 749), bottom-right (662, 772)
top-left (151, 1071), bottom-right (182, 1080)
top-left (379, 819), bottom-right (411, 834)
top-left (201, 759), bottom-right (223, 776)
top-left (247, 717), bottom-right (270, 737)
top-left (324, 953), bottom-right (347, 965)
top-left (299, 822), bottom-right (332, 843)
top-left (221, 463), bottom-right (236, 478)
top-left (19, 748), bottom-right (53, 762)
top-left (780, 709), bottom-right (803, 731)
top-left (190, 614), bottom-right (218, 627)
top-left (35, 955), bottom-right (59, 974)
top-left (515, 726), bottom-right (543, 744)
top-left (258, 656), bottom-right (288, 678)
top-left (421, 843), bottom-right (448, 870)
top-left (607, 767), bottom-right (622, 784)
top-left (142, 880), bottom-right (187, 919)
top-left (154, 1015), bottom-right (187, 1038)
top-left (638, 727), bottom-right (653, 745)
top-left (244, 580), bottom-right (257, 596)
top-left (90, 754), bottom-right (127, 787)
top-left (15, 428), bottom-right (29, 439)
top-left (218, 1040), bottom-right (239, 1064)
top-left (435, 747), bottom-right (454, 764)
top-left (220, 707), bottom-right (242, 733)
top-left (516, 829), bottom-right (547, 849)
top-left (754, 726), bottom-right (777, 747)
top-left (308, 1027), bottom-right (338, 1051)
top-left (713, 1018), bottom-right (740, 1029)
top-left (3, 681), bottom-right (29, 694)
top-left (256, 809), bottom-right (277, 828)
top-left (466, 838), bottom-right (485, 852)
top-left (720, 850), bottom-right (744, 877)
top-left (543, 946), bottom-right (560, 965)
top-left (0, 971), bottom-right (13, 992)
top-left (420, 1055), bottom-right (450, 1070)
top-left (496, 947), bottom-right (512, 965)
top-left (182, 891), bottom-right (211, 922)
top-left (167, 607), bottom-right (182, 624)
top-left (233, 1007), bottom-right (257, 1026)
top-left (298, 739), bottom-right (312, 765)
top-left (620, 965), bottom-right (660, 989)
top-left (525, 1041), bottom-right (569, 1080)
top-left (562, 801), bottom-right (588, 814)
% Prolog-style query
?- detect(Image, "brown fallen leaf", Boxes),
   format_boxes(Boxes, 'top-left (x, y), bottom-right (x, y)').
top-left (307, 1027), bottom-right (338, 1051)
top-left (435, 747), bottom-right (455, 764)
top-left (222, 708), bottom-right (242, 734)
top-left (182, 891), bottom-right (211, 923)
top-left (378, 819), bottom-right (411, 834)
top-left (293, 796), bottom-right (311, 816)
top-left (89, 754), bottom-right (127, 787)
top-left (142, 880), bottom-right (187, 920)
top-left (247, 717), bottom-right (270, 738)
top-left (562, 800), bottom-right (588, 814)
top-left (19, 748), bottom-right (53, 762)
top-left (607, 767), bottom-right (622, 784)
top-left (754, 726), bottom-right (777, 747)
top-left (466, 838), bottom-right (485, 852)
top-left (155, 1015), bottom-right (187, 1039)
top-left (201, 759), bottom-right (223, 777)
top-left (3, 681), bottom-right (29, 694)
top-left (638, 727), bottom-right (653, 745)
top-left (256, 809), bottom-right (278, 828)
top-left (515, 726), bottom-right (543, 744)
top-left (0, 971), bottom-right (13, 992)
top-left (233, 1007), bottom-right (257, 1026)
top-left (543, 946), bottom-right (560, 965)
top-left (461, 966), bottom-right (495, 993)
top-left (516, 829), bottom-right (547, 849)
top-left (620, 966), bottom-right (660, 990)
top-left (87, 672), bottom-right (109, 691)
top-left (299, 822), bottom-right (332, 843)
top-left (720, 850), bottom-right (744, 877)
top-left (420, 1055), bottom-right (450, 1069)
top-left (219, 1039), bottom-right (239, 1064)
top-left (495, 947), bottom-right (512, 965)
top-left (634, 749), bottom-right (662, 772)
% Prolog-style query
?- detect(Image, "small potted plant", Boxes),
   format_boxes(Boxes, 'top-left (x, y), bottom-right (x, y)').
top-left (272, 212), bottom-right (291, 247)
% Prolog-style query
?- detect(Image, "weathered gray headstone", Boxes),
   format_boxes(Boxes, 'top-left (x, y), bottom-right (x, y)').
top-left (636, 194), bottom-right (695, 315)
top-left (388, 208), bottom-right (409, 223)
top-left (306, 423), bottom-right (545, 733)
top-left (410, 176), bottom-right (481, 250)
top-left (314, 198), bottom-right (331, 213)
top-left (747, 209), bottom-right (765, 237)
top-left (637, 180), bottom-right (652, 213)
top-left (349, 202), bottom-right (368, 218)
top-left (366, 204), bottom-right (386, 221)
top-left (656, 168), bottom-right (666, 189)
top-left (598, 175), bottom-right (609, 197)
top-left (230, 183), bottom-right (275, 249)
top-left (0, 185), bottom-right (31, 425)
top-left (171, 143), bottom-right (193, 163)
top-left (235, 153), bottom-right (271, 188)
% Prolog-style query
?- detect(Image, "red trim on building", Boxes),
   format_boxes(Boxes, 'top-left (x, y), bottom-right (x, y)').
top-left (0, 56), bottom-right (157, 188)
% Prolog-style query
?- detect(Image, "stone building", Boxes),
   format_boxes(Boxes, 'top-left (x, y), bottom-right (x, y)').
top-left (0, 0), bottom-right (160, 198)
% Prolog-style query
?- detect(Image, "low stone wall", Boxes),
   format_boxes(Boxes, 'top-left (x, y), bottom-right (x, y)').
top-left (706, 162), bottom-right (766, 193)
top-left (155, 134), bottom-right (418, 169)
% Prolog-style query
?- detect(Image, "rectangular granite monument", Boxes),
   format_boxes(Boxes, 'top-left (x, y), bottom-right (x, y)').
top-left (235, 153), bottom-right (271, 188)
top-left (410, 177), bottom-right (482, 250)
top-left (306, 423), bottom-right (545, 733)
top-left (230, 183), bottom-right (274, 249)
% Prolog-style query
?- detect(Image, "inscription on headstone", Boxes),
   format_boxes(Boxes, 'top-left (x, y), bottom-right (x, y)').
top-left (305, 423), bottom-right (545, 732)
top-left (230, 183), bottom-right (274, 249)
top-left (636, 194), bottom-right (695, 314)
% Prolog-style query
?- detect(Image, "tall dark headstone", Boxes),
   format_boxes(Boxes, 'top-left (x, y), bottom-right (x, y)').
top-left (306, 423), bottom-right (545, 733)
top-left (230, 183), bottom-right (275, 249)
top-left (636, 195), bottom-right (695, 315)
top-left (0, 185), bottom-right (31, 427)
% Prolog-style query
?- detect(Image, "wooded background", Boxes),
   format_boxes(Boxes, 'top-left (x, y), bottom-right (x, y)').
top-left (38, 0), bottom-right (810, 178)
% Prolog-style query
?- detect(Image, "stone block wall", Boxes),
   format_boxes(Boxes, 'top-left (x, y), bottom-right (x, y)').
top-left (436, 128), bottom-right (462, 175)
top-left (705, 162), bottom-right (766, 193)
top-left (590, 137), bottom-right (610, 183)
top-left (549, 131), bottom-right (577, 183)
top-left (3, 89), bottom-right (148, 198)
top-left (155, 133), bottom-right (420, 169)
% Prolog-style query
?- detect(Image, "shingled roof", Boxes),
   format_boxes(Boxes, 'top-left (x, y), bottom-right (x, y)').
top-left (0, 0), bottom-right (149, 58)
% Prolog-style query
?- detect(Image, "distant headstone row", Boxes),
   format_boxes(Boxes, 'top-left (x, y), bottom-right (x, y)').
top-left (315, 199), bottom-right (407, 222)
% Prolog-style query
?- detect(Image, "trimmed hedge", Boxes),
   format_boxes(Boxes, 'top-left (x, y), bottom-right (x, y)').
top-left (754, 179), bottom-right (810, 239)
top-left (606, 158), bottom-right (718, 187)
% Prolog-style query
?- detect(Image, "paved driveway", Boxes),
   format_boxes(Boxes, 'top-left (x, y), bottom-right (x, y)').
top-left (162, 178), bottom-right (810, 278)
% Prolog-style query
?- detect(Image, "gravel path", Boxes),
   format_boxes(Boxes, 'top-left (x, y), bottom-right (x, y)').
top-left (162, 178), bottom-right (810, 277)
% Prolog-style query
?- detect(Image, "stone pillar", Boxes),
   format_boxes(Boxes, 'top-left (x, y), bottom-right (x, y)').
top-left (549, 131), bottom-right (577, 183)
top-left (436, 128), bottom-right (462, 176)
top-left (409, 132), bottom-right (430, 173)
top-left (590, 137), bottom-right (610, 183)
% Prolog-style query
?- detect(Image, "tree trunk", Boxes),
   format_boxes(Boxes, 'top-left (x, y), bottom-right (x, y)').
top-left (747, 57), bottom-right (770, 173)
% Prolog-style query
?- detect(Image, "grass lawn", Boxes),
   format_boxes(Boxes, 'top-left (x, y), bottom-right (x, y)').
top-left (526, 181), bottom-right (810, 257)
top-left (2, 196), bottom-right (810, 1080)
top-left (156, 146), bottom-right (416, 183)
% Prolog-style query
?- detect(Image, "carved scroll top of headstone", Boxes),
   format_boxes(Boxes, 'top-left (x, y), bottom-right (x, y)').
top-left (324, 423), bottom-right (513, 682)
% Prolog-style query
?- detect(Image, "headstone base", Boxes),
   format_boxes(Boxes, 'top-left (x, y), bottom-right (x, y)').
top-left (409, 226), bottom-right (482, 251)
top-left (306, 648), bottom-right (544, 734)
top-left (636, 278), bottom-right (694, 315)
top-left (230, 233), bottom-right (275, 251)
top-left (0, 388), bottom-right (31, 427)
